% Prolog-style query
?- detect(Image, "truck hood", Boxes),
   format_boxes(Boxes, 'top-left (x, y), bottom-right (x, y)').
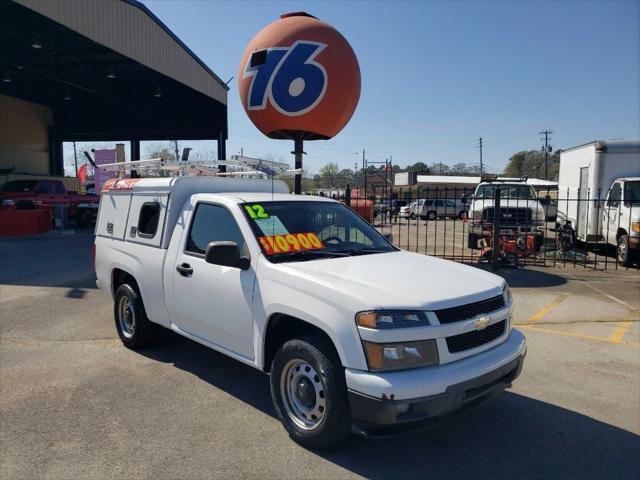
top-left (274, 250), bottom-right (505, 310)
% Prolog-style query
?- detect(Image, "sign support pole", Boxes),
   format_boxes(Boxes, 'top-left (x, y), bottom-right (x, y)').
top-left (294, 138), bottom-right (304, 194)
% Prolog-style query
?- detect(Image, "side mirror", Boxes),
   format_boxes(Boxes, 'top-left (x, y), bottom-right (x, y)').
top-left (205, 241), bottom-right (250, 270)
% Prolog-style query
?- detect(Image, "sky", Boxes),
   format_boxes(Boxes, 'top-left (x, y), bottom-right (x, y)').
top-left (133, 0), bottom-right (639, 175)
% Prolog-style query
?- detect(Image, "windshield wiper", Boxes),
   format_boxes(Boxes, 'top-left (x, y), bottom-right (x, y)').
top-left (345, 248), bottom-right (391, 256)
top-left (269, 250), bottom-right (349, 263)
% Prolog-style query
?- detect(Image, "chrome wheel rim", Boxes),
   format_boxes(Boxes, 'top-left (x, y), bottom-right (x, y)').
top-left (618, 240), bottom-right (627, 262)
top-left (280, 359), bottom-right (326, 430)
top-left (117, 296), bottom-right (135, 339)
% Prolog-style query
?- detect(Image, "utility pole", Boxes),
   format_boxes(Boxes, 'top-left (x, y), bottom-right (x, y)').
top-left (73, 141), bottom-right (78, 177)
top-left (479, 137), bottom-right (483, 175)
top-left (362, 149), bottom-right (366, 199)
top-left (539, 130), bottom-right (554, 180)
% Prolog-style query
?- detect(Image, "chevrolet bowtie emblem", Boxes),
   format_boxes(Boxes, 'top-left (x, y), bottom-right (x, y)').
top-left (474, 316), bottom-right (491, 330)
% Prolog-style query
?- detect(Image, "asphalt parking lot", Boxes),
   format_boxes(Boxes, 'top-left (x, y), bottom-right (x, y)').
top-left (1, 231), bottom-right (639, 479)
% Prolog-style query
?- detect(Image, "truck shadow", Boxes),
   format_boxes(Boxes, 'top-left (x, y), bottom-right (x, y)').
top-left (471, 264), bottom-right (568, 288)
top-left (141, 329), bottom-right (639, 479)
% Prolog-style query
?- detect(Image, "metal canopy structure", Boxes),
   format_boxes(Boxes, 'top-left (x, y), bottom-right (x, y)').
top-left (0, 0), bottom-right (228, 175)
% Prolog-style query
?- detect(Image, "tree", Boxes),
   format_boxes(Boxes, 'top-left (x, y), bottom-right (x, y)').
top-left (503, 150), bottom-right (560, 180)
top-left (430, 162), bottom-right (450, 175)
top-left (409, 162), bottom-right (429, 173)
top-left (319, 162), bottom-right (340, 188)
top-left (451, 162), bottom-right (467, 174)
top-left (145, 142), bottom-right (176, 161)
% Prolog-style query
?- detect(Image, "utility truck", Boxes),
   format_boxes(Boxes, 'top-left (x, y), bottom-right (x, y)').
top-left (557, 140), bottom-right (640, 266)
top-left (94, 175), bottom-right (526, 448)
top-left (467, 178), bottom-right (546, 252)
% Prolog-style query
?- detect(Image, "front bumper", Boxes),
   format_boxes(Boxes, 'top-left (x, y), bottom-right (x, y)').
top-left (346, 329), bottom-right (526, 435)
top-left (469, 223), bottom-right (543, 236)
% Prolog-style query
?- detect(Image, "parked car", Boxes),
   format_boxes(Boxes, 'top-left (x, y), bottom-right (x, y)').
top-left (376, 199), bottom-right (407, 215)
top-left (417, 199), bottom-right (469, 220)
top-left (0, 179), bottom-right (99, 227)
top-left (95, 176), bottom-right (526, 448)
top-left (399, 201), bottom-right (418, 219)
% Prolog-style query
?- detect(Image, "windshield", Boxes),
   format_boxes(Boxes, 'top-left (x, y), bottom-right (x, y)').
top-left (242, 201), bottom-right (396, 262)
top-left (475, 184), bottom-right (536, 200)
top-left (0, 180), bottom-right (37, 193)
top-left (625, 181), bottom-right (640, 205)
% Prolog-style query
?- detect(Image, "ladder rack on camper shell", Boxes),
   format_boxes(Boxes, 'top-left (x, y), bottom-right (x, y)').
top-left (96, 158), bottom-right (268, 179)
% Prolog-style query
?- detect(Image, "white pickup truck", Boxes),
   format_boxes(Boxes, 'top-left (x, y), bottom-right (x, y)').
top-left (95, 176), bottom-right (526, 448)
top-left (468, 180), bottom-right (546, 250)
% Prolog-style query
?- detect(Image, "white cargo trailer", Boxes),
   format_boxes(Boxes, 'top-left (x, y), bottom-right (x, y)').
top-left (557, 140), bottom-right (640, 265)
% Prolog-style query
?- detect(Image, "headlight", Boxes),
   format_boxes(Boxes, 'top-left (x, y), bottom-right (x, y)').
top-left (503, 284), bottom-right (513, 305)
top-left (1, 199), bottom-right (15, 206)
top-left (363, 340), bottom-right (438, 372)
top-left (632, 222), bottom-right (640, 234)
top-left (356, 310), bottom-right (429, 329)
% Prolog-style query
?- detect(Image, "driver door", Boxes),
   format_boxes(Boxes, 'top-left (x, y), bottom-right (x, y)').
top-left (603, 182), bottom-right (622, 244)
top-left (172, 202), bottom-right (255, 359)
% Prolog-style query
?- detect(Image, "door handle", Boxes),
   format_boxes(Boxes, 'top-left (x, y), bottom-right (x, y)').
top-left (176, 263), bottom-right (193, 277)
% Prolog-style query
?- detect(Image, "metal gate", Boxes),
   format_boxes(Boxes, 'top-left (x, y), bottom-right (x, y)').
top-left (576, 167), bottom-right (589, 240)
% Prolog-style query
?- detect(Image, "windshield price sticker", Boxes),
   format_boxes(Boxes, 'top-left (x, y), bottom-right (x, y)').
top-left (258, 232), bottom-right (324, 255)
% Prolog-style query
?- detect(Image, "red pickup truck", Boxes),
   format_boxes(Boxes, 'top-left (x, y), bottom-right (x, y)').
top-left (0, 179), bottom-right (99, 227)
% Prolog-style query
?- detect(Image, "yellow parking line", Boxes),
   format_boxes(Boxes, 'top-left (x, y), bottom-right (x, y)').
top-left (581, 280), bottom-right (638, 313)
top-left (520, 324), bottom-right (640, 347)
top-left (525, 294), bottom-right (569, 325)
top-left (609, 318), bottom-right (634, 344)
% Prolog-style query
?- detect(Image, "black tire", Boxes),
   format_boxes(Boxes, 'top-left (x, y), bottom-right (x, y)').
top-left (617, 235), bottom-right (635, 267)
top-left (113, 284), bottom-right (155, 349)
top-left (409, 212), bottom-right (416, 220)
top-left (426, 211), bottom-right (437, 221)
top-left (270, 335), bottom-right (351, 449)
top-left (468, 233), bottom-right (479, 250)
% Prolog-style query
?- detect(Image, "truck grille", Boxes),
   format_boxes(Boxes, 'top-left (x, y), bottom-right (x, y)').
top-left (435, 295), bottom-right (505, 324)
top-left (482, 207), bottom-right (532, 224)
top-left (446, 320), bottom-right (506, 353)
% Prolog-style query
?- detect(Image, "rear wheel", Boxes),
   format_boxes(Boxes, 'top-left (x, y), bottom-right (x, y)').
top-left (114, 284), bottom-right (155, 349)
top-left (426, 211), bottom-right (437, 220)
top-left (270, 336), bottom-right (351, 449)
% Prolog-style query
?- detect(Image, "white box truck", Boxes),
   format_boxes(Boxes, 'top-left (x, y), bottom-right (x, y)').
top-left (557, 140), bottom-right (640, 265)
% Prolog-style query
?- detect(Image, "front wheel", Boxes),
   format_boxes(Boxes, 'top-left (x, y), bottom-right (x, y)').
top-left (270, 336), bottom-right (351, 449)
top-left (426, 211), bottom-right (437, 220)
top-left (617, 235), bottom-right (635, 267)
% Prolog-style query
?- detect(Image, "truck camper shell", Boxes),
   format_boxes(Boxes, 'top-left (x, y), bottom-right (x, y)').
top-left (96, 176), bottom-right (290, 248)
